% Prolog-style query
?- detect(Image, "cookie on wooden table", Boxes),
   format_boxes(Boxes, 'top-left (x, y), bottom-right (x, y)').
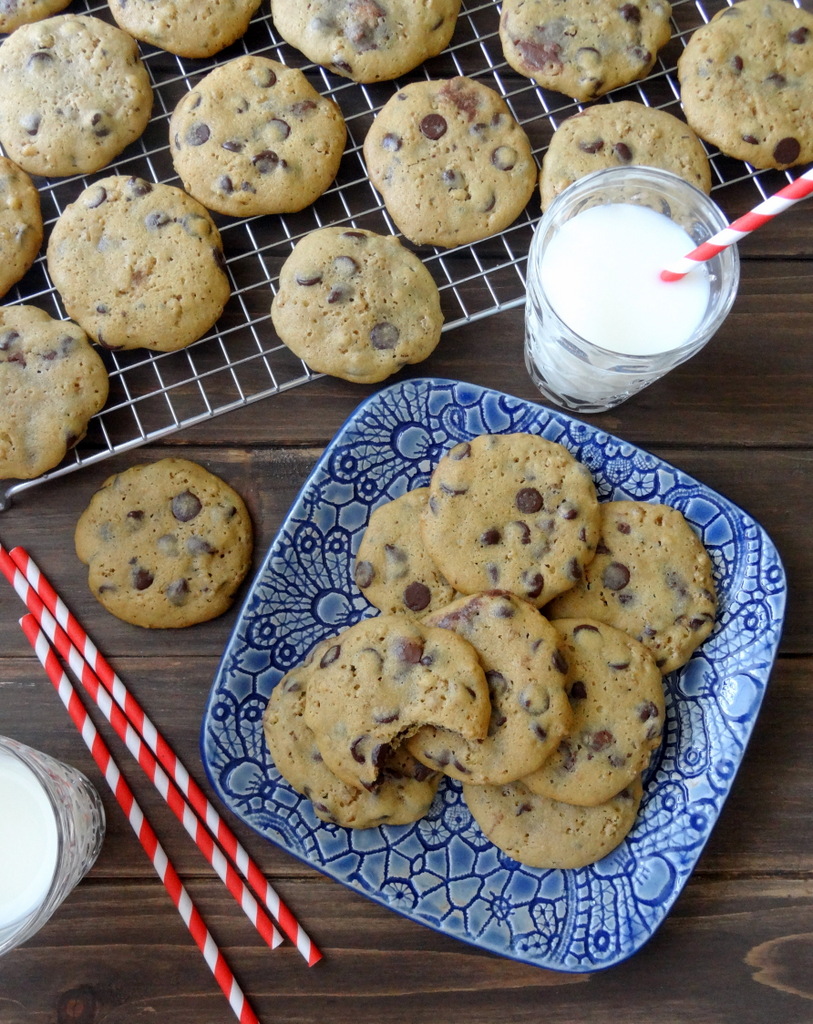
top-left (170, 56), bottom-right (347, 218)
top-left (353, 488), bottom-right (456, 617)
top-left (363, 76), bottom-right (537, 248)
top-left (420, 433), bottom-right (600, 608)
top-left (0, 304), bottom-right (108, 480)
top-left (406, 592), bottom-right (573, 785)
top-left (0, 0), bottom-right (71, 34)
top-left (677, 0), bottom-right (813, 170)
top-left (263, 659), bottom-right (441, 829)
top-left (463, 774), bottom-right (643, 869)
top-left (521, 618), bottom-right (664, 807)
top-left (499, 0), bottom-right (673, 102)
top-left (74, 458), bottom-right (253, 629)
top-left (269, 0), bottom-right (461, 83)
top-left (271, 227), bottom-right (443, 384)
top-left (47, 175), bottom-right (230, 353)
top-left (0, 15), bottom-right (153, 178)
top-left (539, 100), bottom-right (711, 210)
top-left (107, 0), bottom-right (262, 59)
top-left (546, 500), bottom-right (717, 674)
top-left (0, 157), bottom-right (42, 300)
top-left (302, 613), bottom-right (491, 791)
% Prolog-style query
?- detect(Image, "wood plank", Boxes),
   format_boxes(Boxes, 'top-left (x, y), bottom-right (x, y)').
top-left (0, 877), bottom-right (810, 1024)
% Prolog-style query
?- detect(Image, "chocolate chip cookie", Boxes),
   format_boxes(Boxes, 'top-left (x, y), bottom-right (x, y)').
top-left (0, 0), bottom-right (71, 34)
top-left (263, 658), bottom-right (441, 829)
top-left (46, 175), bottom-right (230, 353)
top-left (406, 592), bottom-right (573, 785)
top-left (302, 613), bottom-right (491, 790)
top-left (74, 458), bottom-right (253, 629)
top-left (0, 304), bottom-right (108, 480)
top-left (170, 56), bottom-right (347, 218)
top-left (500, 0), bottom-right (673, 102)
top-left (363, 76), bottom-right (537, 247)
top-left (271, 227), bottom-right (443, 383)
top-left (420, 433), bottom-right (600, 607)
top-left (546, 500), bottom-right (717, 674)
top-left (0, 157), bottom-right (42, 301)
top-left (677, 0), bottom-right (813, 169)
top-left (522, 618), bottom-right (664, 806)
top-left (353, 488), bottom-right (456, 616)
top-left (463, 774), bottom-right (643, 869)
top-left (540, 100), bottom-right (711, 210)
top-left (0, 14), bottom-right (153, 178)
top-left (270, 0), bottom-right (461, 83)
top-left (108, 0), bottom-right (262, 59)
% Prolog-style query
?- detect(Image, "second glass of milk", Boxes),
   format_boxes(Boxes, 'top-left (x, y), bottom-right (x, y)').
top-left (0, 736), bottom-right (105, 957)
top-left (524, 166), bottom-right (740, 413)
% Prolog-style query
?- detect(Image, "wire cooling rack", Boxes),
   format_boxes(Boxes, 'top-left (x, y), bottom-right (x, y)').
top-left (1, 0), bottom-right (803, 508)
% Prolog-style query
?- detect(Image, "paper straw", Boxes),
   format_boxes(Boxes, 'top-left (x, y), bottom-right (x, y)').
top-left (18, 614), bottom-right (261, 1024)
top-left (661, 166), bottom-right (813, 281)
top-left (0, 543), bottom-right (322, 967)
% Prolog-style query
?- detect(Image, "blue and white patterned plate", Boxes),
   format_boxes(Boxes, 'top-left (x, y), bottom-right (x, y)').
top-left (200, 378), bottom-right (786, 972)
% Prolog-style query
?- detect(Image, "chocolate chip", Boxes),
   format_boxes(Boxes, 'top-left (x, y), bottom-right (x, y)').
top-left (20, 113), bottom-right (40, 136)
top-left (589, 729), bottom-right (614, 751)
top-left (404, 581), bottom-right (431, 612)
top-left (788, 27), bottom-right (809, 43)
top-left (127, 178), bottom-right (153, 197)
top-left (222, 139), bottom-right (243, 152)
top-left (327, 284), bottom-right (353, 304)
top-left (350, 737), bottom-right (367, 764)
top-left (295, 272), bottom-right (322, 286)
top-left (320, 644), bottom-right (341, 668)
top-left (420, 113), bottom-right (447, 140)
top-left (218, 175), bottom-right (234, 194)
top-left (171, 490), bottom-right (202, 522)
top-left (186, 123), bottom-right (210, 146)
top-left (0, 330), bottom-right (20, 351)
top-left (26, 50), bottom-right (54, 68)
top-left (742, 134), bottom-right (759, 145)
top-left (253, 150), bottom-right (282, 173)
top-left (518, 686), bottom-right (550, 715)
top-left (613, 142), bottom-right (633, 163)
top-left (480, 528), bottom-right (501, 545)
top-left (370, 322), bottom-right (399, 350)
top-left (373, 710), bottom-right (400, 724)
top-left (516, 38), bottom-right (562, 72)
top-left (602, 561), bottom-right (630, 590)
top-left (255, 66), bottom-right (277, 87)
top-left (570, 680), bottom-right (587, 700)
top-left (395, 637), bottom-right (424, 664)
top-left (450, 442), bottom-right (471, 460)
top-left (132, 566), bottom-right (154, 591)
top-left (291, 100), bottom-right (317, 116)
top-left (166, 579), bottom-right (190, 606)
top-left (516, 487), bottom-right (543, 513)
top-left (511, 521), bottom-right (531, 544)
top-left (382, 132), bottom-right (402, 151)
top-left (616, 521), bottom-right (631, 534)
top-left (639, 701), bottom-right (660, 721)
top-left (629, 46), bottom-right (651, 63)
top-left (766, 72), bottom-right (787, 87)
top-left (522, 570), bottom-right (544, 599)
top-left (773, 137), bottom-right (800, 165)
top-left (619, 3), bottom-right (641, 22)
top-left (730, 54), bottom-right (744, 72)
top-left (354, 560), bottom-right (374, 589)
top-left (579, 138), bottom-right (605, 154)
top-left (333, 255), bottom-right (359, 275)
top-left (127, 510), bottom-right (144, 521)
top-left (145, 211), bottom-right (171, 230)
top-left (187, 537), bottom-right (214, 555)
top-left (551, 648), bottom-right (568, 675)
top-left (491, 146), bottom-right (517, 170)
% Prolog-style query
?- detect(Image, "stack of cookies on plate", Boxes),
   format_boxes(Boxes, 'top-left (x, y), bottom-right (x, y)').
top-left (264, 431), bottom-right (717, 869)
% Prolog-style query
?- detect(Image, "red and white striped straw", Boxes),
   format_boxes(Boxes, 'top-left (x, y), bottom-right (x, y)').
top-left (1, 544), bottom-right (322, 967)
top-left (19, 613), bottom-right (261, 1024)
top-left (661, 166), bottom-right (813, 282)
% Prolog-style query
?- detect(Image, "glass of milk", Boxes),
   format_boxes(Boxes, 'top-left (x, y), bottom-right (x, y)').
top-left (524, 166), bottom-right (740, 413)
top-left (0, 736), bottom-right (105, 956)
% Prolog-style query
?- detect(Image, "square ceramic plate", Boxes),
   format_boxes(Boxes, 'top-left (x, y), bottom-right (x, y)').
top-left (200, 378), bottom-right (786, 972)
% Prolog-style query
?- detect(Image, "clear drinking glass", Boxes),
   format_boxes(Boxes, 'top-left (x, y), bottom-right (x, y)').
top-left (524, 166), bottom-right (740, 413)
top-left (0, 736), bottom-right (105, 956)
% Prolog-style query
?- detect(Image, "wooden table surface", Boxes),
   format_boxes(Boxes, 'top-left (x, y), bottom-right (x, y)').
top-left (2, 3), bottom-right (813, 1023)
